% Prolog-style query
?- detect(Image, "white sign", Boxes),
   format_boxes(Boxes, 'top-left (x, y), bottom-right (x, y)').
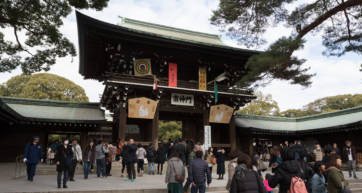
top-left (171, 93), bottom-right (194, 106)
top-left (204, 125), bottom-right (211, 150)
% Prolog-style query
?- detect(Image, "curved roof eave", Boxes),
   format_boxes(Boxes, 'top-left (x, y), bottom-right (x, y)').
top-left (235, 106), bottom-right (362, 132)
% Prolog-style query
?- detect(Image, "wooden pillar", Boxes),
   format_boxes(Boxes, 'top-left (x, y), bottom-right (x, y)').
top-left (202, 109), bottom-right (209, 145)
top-left (229, 116), bottom-right (237, 151)
top-left (112, 113), bottom-right (119, 143)
top-left (152, 104), bottom-right (160, 150)
top-left (80, 130), bottom-right (88, 149)
top-left (118, 103), bottom-right (127, 142)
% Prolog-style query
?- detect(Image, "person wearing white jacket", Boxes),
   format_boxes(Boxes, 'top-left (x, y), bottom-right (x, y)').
top-left (136, 144), bottom-right (147, 176)
top-left (69, 139), bottom-right (82, 181)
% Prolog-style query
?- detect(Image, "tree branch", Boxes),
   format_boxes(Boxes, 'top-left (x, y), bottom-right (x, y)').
top-left (342, 0), bottom-right (354, 47)
top-left (13, 26), bottom-right (33, 56)
top-left (284, 0), bottom-right (361, 66)
top-left (13, 26), bottom-right (23, 50)
top-left (296, 0), bottom-right (361, 40)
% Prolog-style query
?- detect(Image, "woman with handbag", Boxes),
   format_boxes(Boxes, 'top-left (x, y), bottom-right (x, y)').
top-left (325, 154), bottom-right (350, 193)
top-left (165, 151), bottom-right (185, 193)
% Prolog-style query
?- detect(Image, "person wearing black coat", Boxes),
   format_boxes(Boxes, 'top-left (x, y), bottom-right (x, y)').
top-left (173, 140), bottom-right (187, 164)
top-left (268, 148), bottom-right (306, 193)
top-left (146, 143), bottom-right (157, 175)
top-left (125, 139), bottom-right (137, 182)
top-left (230, 153), bottom-right (266, 193)
top-left (215, 148), bottom-right (226, 180)
top-left (121, 141), bottom-right (128, 177)
top-left (55, 139), bottom-right (73, 189)
top-left (156, 143), bottom-right (167, 175)
top-left (82, 140), bottom-right (95, 179)
top-left (343, 140), bottom-right (358, 179)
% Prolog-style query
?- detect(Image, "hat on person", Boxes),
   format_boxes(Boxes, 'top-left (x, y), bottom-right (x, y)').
top-left (33, 136), bottom-right (40, 140)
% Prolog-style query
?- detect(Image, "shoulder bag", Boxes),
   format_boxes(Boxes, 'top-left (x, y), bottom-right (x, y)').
top-left (172, 160), bottom-right (184, 183)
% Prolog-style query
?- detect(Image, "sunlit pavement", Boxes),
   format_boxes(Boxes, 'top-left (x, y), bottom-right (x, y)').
top-left (2, 162), bottom-right (362, 193)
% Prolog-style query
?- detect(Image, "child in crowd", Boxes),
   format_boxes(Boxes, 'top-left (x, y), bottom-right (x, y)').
top-left (264, 173), bottom-right (274, 193)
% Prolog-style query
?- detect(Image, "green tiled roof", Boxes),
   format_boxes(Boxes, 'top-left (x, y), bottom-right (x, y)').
top-left (118, 17), bottom-right (259, 53)
top-left (0, 97), bottom-right (105, 123)
top-left (235, 106), bottom-right (362, 132)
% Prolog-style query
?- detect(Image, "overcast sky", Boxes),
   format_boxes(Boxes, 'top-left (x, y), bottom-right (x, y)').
top-left (0, 0), bottom-right (361, 111)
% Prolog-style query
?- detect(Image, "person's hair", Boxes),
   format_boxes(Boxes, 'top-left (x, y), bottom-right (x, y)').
top-left (327, 154), bottom-right (341, 168)
top-left (345, 140), bottom-right (351, 144)
top-left (196, 150), bottom-right (203, 158)
top-left (208, 147), bottom-right (213, 154)
top-left (228, 150), bottom-right (242, 158)
top-left (237, 153), bottom-right (252, 169)
top-left (265, 173), bottom-right (272, 180)
top-left (170, 151), bottom-right (179, 158)
top-left (137, 143), bottom-right (142, 148)
top-left (272, 145), bottom-right (280, 155)
top-left (281, 147), bottom-right (295, 161)
top-left (313, 161), bottom-right (323, 174)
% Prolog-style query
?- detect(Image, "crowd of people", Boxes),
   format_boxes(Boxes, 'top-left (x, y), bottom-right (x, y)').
top-left (246, 140), bottom-right (357, 193)
top-left (23, 136), bottom-right (359, 193)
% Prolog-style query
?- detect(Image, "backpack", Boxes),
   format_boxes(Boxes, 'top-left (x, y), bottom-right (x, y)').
top-left (289, 177), bottom-right (308, 193)
top-left (147, 148), bottom-right (154, 158)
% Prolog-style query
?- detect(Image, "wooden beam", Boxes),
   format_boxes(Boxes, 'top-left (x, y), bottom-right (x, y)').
top-left (152, 104), bottom-right (160, 150)
top-left (80, 130), bottom-right (88, 150)
top-left (202, 108), bottom-right (209, 145)
top-left (229, 116), bottom-right (237, 151)
top-left (118, 103), bottom-right (127, 141)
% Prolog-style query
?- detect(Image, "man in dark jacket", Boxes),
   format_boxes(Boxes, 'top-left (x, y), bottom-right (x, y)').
top-left (24, 136), bottom-right (43, 182)
top-left (156, 143), bottom-right (167, 175)
top-left (55, 139), bottom-right (73, 189)
top-left (125, 138), bottom-right (137, 182)
top-left (188, 151), bottom-right (211, 193)
top-left (173, 140), bottom-right (187, 164)
top-left (269, 148), bottom-right (305, 193)
top-left (146, 143), bottom-right (156, 175)
top-left (343, 140), bottom-right (358, 179)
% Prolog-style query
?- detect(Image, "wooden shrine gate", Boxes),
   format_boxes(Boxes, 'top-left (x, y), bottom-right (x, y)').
top-left (76, 12), bottom-right (257, 150)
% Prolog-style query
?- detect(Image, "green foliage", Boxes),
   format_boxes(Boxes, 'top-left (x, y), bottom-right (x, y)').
top-left (158, 121), bottom-right (182, 142)
top-left (238, 92), bottom-right (280, 116)
top-left (212, 0), bottom-right (361, 87)
top-left (0, 0), bottom-right (109, 73)
top-left (281, 94), bottom-right (362, 117)
top-left (0, 73), bottom-right (89, 102)
top-left (280, 109), bottom-right (314, 117)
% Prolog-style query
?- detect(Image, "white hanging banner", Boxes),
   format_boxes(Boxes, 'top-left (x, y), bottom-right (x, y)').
top-left (204, 125), bottom-right (212, 150)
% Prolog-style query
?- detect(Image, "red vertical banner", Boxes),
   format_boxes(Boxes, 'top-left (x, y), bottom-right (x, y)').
top-left (168, 63), bottom-right (177, 87)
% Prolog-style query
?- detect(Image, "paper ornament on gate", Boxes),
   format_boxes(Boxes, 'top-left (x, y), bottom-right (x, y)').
top-left (209, 104), bottom-right (233, 124)
top-left (128, 97), bottom-right (158, 119)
